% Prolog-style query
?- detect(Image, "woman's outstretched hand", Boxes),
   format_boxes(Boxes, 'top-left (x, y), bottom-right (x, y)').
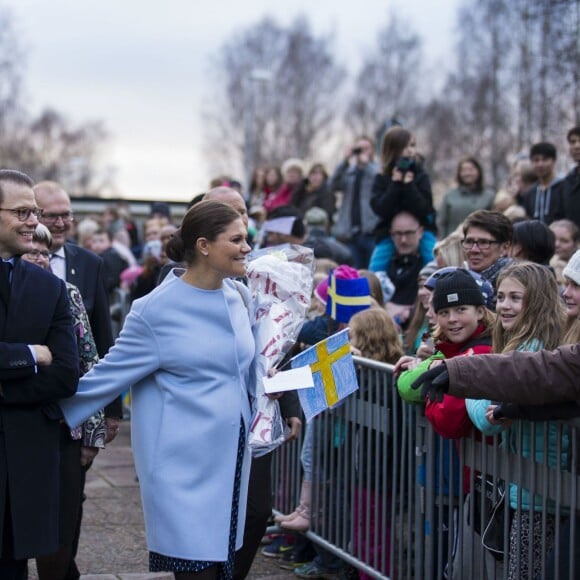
top-left (410, 364), bottom-right (449, 402)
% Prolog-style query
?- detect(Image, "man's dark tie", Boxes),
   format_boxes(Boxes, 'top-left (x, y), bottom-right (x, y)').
top-left (0, 260), bottom-right (11, 278)
top-left (0, 260), bottom-right (11, 309)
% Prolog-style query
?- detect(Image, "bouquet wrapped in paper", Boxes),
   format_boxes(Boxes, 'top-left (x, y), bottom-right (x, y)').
top-left (246, 244), bottom-right (314, 456)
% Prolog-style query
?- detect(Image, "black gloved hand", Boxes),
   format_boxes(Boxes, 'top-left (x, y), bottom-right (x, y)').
top-left (410, 364), bottom-right (450, 402)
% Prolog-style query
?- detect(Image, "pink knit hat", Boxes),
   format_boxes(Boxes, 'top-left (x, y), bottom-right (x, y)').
top-left (314, 265), bottom-right (360, 305)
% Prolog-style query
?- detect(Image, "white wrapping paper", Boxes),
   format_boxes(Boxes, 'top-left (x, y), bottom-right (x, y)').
top-left (246, 244), bottom-right (314, 456)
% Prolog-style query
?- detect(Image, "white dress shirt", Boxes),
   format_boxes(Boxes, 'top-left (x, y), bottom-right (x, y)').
top-left (50, 247), bottom-right (66, 281)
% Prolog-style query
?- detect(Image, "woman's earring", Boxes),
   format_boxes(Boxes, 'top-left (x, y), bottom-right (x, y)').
top-left (202, 251), bottom-right (208, 256)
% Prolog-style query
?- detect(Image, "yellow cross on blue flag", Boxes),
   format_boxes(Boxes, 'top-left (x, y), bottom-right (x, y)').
top-left (292, 328), bottom-right (359, 422)
top-left (326, 273), bottom-right (371, 323)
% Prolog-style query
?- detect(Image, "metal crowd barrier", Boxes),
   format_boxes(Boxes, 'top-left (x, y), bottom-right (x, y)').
top-left (271, 356), bottom-right (579, 580)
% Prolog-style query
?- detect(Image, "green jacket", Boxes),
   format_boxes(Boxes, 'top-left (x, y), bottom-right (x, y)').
top-left (397, 352), bottom-right (445, 403)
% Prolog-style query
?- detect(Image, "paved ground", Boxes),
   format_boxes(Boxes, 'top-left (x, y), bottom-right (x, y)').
top-left (29, 421), bottom-right (294, 580)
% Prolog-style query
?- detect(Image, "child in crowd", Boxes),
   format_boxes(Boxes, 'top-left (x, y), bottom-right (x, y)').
top-left (465, 262), bottom-right (567, 580)
top-left (349, 306), bottom-right (403, 363)
top-left (403, 261), bottom-right (437, 355)
top-left (272, 268), bottom-right (371, 578)
top-left (433, 232), bottom-right (465, 268)
top-left (397, 269), bottom-right (494, 404)
top-left (396, 269), bottom-right (494, 579)
top-left (349, 307), bottom-right (403, 578)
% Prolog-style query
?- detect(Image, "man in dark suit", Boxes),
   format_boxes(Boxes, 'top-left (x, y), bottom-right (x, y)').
top-left (33, 181), bottom-right (122, 428)
top-left (0, 169), bottom-right (79, 578)
top-left (33, 180), bottom-right (122, 579)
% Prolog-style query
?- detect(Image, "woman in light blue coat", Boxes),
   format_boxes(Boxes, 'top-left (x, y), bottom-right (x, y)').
top-left (60, 200), bottom-right (255, 579)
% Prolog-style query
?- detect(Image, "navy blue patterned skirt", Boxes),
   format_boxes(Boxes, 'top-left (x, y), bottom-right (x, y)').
top-left (149, 420), bottom-right (246, 577)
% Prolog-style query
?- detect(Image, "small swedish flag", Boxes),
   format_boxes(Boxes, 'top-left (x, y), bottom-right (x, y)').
top-left (292, 328), bottom-right (359, 422)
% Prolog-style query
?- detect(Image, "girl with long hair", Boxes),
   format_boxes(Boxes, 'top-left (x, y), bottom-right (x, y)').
top-left (466, 262), bottom-right (568, 579)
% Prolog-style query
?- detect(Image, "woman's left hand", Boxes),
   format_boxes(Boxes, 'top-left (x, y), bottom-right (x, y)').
top-left (403, 171), bottom-right (415, 184)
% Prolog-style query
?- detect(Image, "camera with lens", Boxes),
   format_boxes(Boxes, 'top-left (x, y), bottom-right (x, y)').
top-left (396, 157), bottom-right (416, 173)
top-left (352, 146), bottom-right (363, 155)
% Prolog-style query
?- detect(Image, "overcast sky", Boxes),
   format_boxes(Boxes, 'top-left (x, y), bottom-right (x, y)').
top-left (8, 0), bottom-right (459, 201)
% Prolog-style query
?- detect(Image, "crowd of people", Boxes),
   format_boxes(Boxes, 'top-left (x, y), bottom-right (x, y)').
top-left (0, 122), bottom-right (579, 580)
top-left (237, 124), bottom-right (580, 580)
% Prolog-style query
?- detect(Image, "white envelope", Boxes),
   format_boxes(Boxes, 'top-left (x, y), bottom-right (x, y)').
top-left (262, 366), bottom-right (314, 394)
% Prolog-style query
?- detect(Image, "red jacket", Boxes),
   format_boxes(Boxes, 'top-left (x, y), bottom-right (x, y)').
top-left (263, 183), bottom-right (295, 214)
top-left (425, 326), bottom-right (492, 439)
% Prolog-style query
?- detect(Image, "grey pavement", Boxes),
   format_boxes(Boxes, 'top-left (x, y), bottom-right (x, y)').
top-left (28, 421), bottom-right (293, 579)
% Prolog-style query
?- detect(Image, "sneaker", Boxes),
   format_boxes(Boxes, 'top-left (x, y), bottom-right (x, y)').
top-left (294, 561), bottom-right (340, 579)
top-left (279, 550), bottom-right (312, 571)
top-left (261, 536), bottom-right (294, 559)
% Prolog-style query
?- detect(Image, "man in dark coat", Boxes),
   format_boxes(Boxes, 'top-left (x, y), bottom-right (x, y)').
top-left (0, 169), bottom-right (79, 578)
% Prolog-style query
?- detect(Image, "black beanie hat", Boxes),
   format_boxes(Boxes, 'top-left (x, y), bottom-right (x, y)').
top-left (432, 269), bottom-right (485, 312)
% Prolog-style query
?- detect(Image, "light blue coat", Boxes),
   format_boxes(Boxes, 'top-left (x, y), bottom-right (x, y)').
top-left (60, 273), bottom-right (256, 561)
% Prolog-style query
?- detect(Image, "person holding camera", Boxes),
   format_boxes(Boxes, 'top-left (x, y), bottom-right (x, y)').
top-left (369, 127), bottom-right (437, 278)
top-left (330, 136), bottom-right (380, 268)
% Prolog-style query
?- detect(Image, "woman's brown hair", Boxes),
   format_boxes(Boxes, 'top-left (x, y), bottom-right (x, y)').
top-left (380, 127), bottom-right (412, 174)
top-left (165, 200), bottom-right (241, 266)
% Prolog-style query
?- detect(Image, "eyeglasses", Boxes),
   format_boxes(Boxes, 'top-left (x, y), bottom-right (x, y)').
top-left (0, 207), bottom-right (44, 221)
top-left (41, 211), bottom-right (74, 224)
top-left (461, 238), bottom-right (500, 250)
top-left (391, 229), bottom-right (420, 239)
top-left (24, 249), bottom-right (50, 260)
